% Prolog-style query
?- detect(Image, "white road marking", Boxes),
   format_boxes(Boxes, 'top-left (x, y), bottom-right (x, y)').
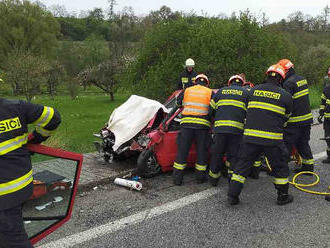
top-left (39, 188), bottom-right (219, 248)
top-left (40, 151), bottom-right (327, 247)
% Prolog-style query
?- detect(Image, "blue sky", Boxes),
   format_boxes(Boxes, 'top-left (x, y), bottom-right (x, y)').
top-left (40, 0), bottom-right (329, 22)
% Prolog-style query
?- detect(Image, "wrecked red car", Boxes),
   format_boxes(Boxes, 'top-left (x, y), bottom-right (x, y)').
top-left (93, 90), bottom-right (218, 178)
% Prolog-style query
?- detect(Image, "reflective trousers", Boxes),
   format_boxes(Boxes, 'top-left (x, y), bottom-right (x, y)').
top-left (284, 125), bottom-right (314, 167)
top-left (0, 204), bottom-right (33, 248)
top-left (209, 133), bottom-right (242, 179)
top-left (174, 127), bottom-right (210, 172)
top-left (324, 121), bottom-right (330, 156)
top-left (228, 142), bottom-right (289, 198)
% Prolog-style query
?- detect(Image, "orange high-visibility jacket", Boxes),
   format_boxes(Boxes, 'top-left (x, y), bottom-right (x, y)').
top-left (182, 85), bottom-right (212, 116)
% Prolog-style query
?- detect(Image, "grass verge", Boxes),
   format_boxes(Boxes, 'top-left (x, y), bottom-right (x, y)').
top-left (27, 93), bottom-right (129, 154)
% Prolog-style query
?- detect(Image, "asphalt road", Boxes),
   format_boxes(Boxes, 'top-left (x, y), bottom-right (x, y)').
top-left (36, 123), bottom-right (330, 248)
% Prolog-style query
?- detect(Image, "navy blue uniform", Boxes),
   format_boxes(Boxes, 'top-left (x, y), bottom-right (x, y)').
top-left (208, 84), bottom-right (248, 181)
top-left (0, 98), bottom-right (61, 247)
top-left (283, 69), bottom-right (314, 169)
top-left (228, 80), bottom-right (293, 200)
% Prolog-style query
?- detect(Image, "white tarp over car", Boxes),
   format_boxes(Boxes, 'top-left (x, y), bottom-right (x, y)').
top-left (107, 95), bottom-right (169, 151)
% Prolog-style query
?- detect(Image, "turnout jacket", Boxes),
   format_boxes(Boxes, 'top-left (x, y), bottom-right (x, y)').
top-left (243, 82), bottom-right (293, 146)
top-left (320, 84), bottom-right (330, 120)
top-left (177, 70), bottom-right (198, 90)
top-left (210, 83), bottom-right (249, 134)
top-left (283, 70), bottom-right (312, 126)
top-left (176, 84), bottom-right (213, 129)
top-left (0, 98), bottom-right (61, 210)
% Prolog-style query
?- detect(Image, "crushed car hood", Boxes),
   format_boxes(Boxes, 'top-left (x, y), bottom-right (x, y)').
top-left (108, 95), bottom-right (168, 151)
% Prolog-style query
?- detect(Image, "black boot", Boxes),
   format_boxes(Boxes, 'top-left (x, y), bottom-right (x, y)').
top-left (173, 168), bottom-right (184, 185)
top-left (275, 184), bottom-right (294, 206)
top-left (294, 165), bottom-right (313, 175)
top-left (209, 176), bottom-right (219, 187)
top-left (227, 195), bottom-right (240, 205)
top-left (249, 166), bottom-right (260, 179)
top-left (196, 170), bottom-right (207, 184)
top-left (227, 180), bottom-right (244, 205)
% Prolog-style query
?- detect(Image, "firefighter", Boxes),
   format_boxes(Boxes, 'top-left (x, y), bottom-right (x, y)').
top-left (227, 64), bottom-right (293, 205)
top-left (0, 98), bottom-right (61, 247)
top-left (242, 79), bottom-right (263, 178)
top-left (173, 74), bottom-right (213, 185)
top-left (319, 72), bottom-right (330, 163)
top-left (208, 75), bottom-right (249, 186)
top-left (177, 58), bottom-right (198, 90)
top-left (278, 59), bottom-right (314, 173)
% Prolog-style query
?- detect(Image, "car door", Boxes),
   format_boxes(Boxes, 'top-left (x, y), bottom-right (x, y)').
top-left (23, 144), bottom-right (83, 246)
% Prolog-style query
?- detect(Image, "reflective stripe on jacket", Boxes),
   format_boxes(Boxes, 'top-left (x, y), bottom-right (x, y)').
top-left (210, 84), bottom-right (248, 134)
top-left (182, 85), bottom-right (212, 116)
top-left (243, 82), bottom-right (293, 146)
top-left (320, 85), bottom-right (330, 119)
top-left (283, 73), bottom-right (312, 126)
top-left (0, 98), bottom-right (61, 210)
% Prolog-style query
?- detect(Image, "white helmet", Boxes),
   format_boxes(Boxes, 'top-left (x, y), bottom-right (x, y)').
top-left (185, 58), bottom-right (195, 67)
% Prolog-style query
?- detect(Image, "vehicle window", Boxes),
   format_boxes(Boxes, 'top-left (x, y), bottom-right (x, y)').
top-left (23, 153), bottom-right (78, 241)
top-left (164, 96), bottom-right (176, 110)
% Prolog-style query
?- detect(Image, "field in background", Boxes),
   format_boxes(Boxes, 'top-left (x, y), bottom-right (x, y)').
top-left (33, 93), bottom-right (129, 154)
top-left (309, 83), bottom-right (322, 109)
top-left (0, 83), bottom-right (323, 155)
top-left (1, 86), bottom-right (130, 154)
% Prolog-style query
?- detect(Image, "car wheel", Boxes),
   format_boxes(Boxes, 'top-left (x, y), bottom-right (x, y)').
top-left (137, 149), bottom-right (161, 178)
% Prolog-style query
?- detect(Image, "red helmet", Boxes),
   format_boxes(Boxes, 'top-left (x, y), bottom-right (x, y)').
top-left (278, 59), bottom-right (294, 71)
top-left (195, 74), bottom-right (210, 87)
top-left (266, 64), bottom-right (286, 79)
top-left (228, 75), bottom-right (244, 86)
top-left (242, 81), bottom-right (254, 88)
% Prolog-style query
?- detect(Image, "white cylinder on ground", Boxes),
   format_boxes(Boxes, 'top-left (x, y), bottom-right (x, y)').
top-left (114, 178), bottom-right (142, 191)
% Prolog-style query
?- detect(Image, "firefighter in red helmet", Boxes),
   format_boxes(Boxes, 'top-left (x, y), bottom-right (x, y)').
top-left (208, 75), bottom-right (249, 186)
top-left (278, 59), bottom-right (314, 173)
top-left (227, 65), bottom-right (293, 206)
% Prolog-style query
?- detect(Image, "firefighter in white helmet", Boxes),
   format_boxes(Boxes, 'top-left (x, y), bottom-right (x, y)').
top-left (177, 58), bottom-right (198, 90)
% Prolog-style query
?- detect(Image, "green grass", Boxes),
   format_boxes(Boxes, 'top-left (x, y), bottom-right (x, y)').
top-left (1, 90), bottom-right (129, 154)
top-left (309, 83), bottom-right (323, 110)
top-left (32, 94), bottom-right (129, 154)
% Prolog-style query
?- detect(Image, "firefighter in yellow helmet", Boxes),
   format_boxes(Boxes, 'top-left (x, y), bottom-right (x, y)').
top-left (0, 96), bottom-right (61, 247)
top-left (173, 74), bottom-right (214, 185)
top-left (177, 58), bottom-right (198, 90)
top-left (227, 64), bottom-right (293, 206)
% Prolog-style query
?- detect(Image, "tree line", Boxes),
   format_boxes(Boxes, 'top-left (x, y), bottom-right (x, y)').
top-left (0, 0), bottom-right (329, 101)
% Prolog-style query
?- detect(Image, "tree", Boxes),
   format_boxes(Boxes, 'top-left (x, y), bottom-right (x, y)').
top-left (46, 60), bottom-right (64, 99)
top-left (83, 34), bottom-right (109, 67)
top-left (78, 60), bottom-right (121, 101)
top-left (300, 45), bottom-right (330, 85)
top-left (107, 0), bottom-right (116, 20)
top-left (126, 16), bottom-right (294, 101)
top-left (320, 5), bottom-right (330, 31)
top-left (49, 4), bottom-right (69, 17)
top-left (146, 5), bottom-right (180, 24)
top-left (0, 0), bottom-right (60, 62)
top-left (4, 51), bottom-right (50, 101)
